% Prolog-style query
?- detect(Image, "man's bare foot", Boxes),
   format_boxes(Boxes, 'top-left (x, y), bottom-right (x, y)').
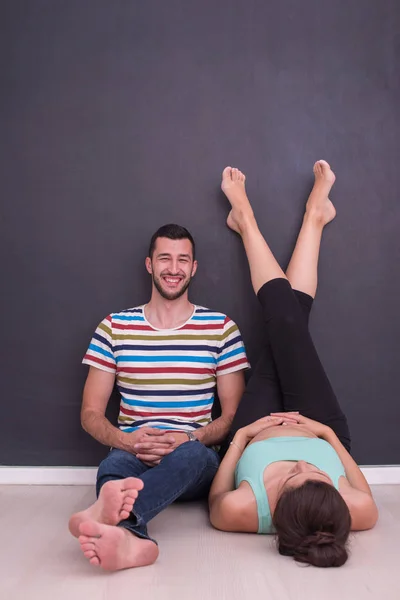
top-left (305, 160), bottom-right (337, 226)
top-left (69, 477), bottom-right (143, 538)
top-left (78, 521), bottom-right (159, 571)
top-left (221, 166), bottom-right (254, 234)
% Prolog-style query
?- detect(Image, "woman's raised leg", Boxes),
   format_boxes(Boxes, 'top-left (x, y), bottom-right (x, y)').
top-left (222, 165), bottom-right (350, 450)
top-left (285, 160), bottom-right (336, 299)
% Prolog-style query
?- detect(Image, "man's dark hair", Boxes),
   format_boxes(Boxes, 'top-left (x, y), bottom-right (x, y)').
top-left (273, 480), bottom-right (351, 568)
top-left (148, 224), bottom-right (196, 260)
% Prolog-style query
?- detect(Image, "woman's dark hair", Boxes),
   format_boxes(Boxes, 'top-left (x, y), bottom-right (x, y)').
top-left (273, 480), bottom-right (351, 568)
top-left (148, 224), bottom-right (196, 260)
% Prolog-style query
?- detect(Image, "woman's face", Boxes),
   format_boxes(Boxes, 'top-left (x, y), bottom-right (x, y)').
top-left (280, 460), bottom-right (333, 491)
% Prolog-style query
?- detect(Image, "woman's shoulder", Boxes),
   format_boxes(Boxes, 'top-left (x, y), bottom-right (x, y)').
top-left (210, 485), bottom-right (259, 532)
top-left (339, 481), bottom-right (379, 530)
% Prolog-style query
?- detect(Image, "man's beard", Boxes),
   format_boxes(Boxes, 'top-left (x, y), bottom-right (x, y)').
top-left (152, 273), bottom-right (192, 300)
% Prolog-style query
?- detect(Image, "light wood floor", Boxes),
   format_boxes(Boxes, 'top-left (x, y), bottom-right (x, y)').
top-left (0, 484), bottom-right (399, 600)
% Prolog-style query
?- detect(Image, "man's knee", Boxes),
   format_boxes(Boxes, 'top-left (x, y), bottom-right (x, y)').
top-left (96, 449), bottom-right (143, 492)
top-left (98, 448), bottom-right (130, 473)
top-left (170, 441), bottom-right (219, 470)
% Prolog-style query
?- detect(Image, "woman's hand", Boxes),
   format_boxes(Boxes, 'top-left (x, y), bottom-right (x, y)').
top-left (270, 412), bottom-right (332, 439)
top-left (236, 415), bottom-right (298, 444)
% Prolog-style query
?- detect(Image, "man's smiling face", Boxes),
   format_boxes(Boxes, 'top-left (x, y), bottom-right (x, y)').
top-left (146, 237), bottom-right (197, 300)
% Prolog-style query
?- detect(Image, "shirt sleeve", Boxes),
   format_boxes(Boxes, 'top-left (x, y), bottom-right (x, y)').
top-left (82, 314), bottom-right (116, 374)
top-left (216, 316), bottom-right (250, 375)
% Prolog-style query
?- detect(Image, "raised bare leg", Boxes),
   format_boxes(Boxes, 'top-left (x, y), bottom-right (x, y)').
top-left (285, 160), bottom-right (336, 298)
top-left (221, 166), bottom-right (285, 294)
top-left (221, 163), bottom-right (350, 448)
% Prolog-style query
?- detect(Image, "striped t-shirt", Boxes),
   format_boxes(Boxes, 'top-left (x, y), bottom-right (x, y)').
top-left (82, 305), bottom-right (250, 433)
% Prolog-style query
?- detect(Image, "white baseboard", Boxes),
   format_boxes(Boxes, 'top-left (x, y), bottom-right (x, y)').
top-left (0, 467), bottom-right (97, 485)
top-left (360, 466), bottom-right (400, 485)
top-left (0, 466), bottom-right (399, 486)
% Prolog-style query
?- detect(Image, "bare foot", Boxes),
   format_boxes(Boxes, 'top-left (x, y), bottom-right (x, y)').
top-left (305, 160), bottom-right (337, 226)
top-left (78, 521), bottom-right (159, 571)
top-left (69, 477), bottom-right (143, 538)
top-left (221, 166), bottom-right (254, 234)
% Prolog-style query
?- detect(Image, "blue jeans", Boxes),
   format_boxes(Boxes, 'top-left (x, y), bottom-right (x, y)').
top-left (96, 441), bottom-right (220, 543)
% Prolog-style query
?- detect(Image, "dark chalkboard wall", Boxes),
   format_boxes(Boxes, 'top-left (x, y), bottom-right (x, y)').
top-left (1, 1), bottom-right (399, 466)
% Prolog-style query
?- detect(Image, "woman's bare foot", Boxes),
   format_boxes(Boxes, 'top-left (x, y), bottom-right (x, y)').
top-left (305, 160), bottom-right (337, 226)
top-left (69, 477), bottom-right (143, 538)
top-left (78, 521), bottom-right (159, 571)
top-left (221, 166), bottom-right (255, 234)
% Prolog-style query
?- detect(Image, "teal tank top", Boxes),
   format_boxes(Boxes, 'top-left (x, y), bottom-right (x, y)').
top-left (235, 437), bottom-right (346, 534)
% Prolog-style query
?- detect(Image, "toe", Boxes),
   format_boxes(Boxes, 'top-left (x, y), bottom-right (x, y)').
top-left (123, 477), bottom-right (144, 492)
top-left (80, 542), bottom-right (96, 552)
top-left (316, 159), bottom-right (331, 174)
top-left (84, 550), bottom-right (97, 559)
top-left (314, 163), bottom-right (323, 177)
top-left (78, 535), bottom-right (91, 544)
top-left (318, 159), bottom-right (330, 169)
top-left (124, 491), bottom-right (138, 501)
top-left (222, 166), bottom-right (232, 180)
top-left (124, 494), bottom-right (136, 504)
top-left (89, 556), bottom-right (100, 566)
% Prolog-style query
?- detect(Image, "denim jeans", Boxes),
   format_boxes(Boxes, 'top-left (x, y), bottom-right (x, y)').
top-left (96, 441), bottom-right (220, 543)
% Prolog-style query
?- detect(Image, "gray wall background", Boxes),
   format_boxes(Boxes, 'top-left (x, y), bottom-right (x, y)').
top-left (1, 0), bottom-right (399, 466)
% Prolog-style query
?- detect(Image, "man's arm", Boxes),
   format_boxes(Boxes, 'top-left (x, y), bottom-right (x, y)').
top-left (81, 366), bottom-right (174, 455)
top-left (81, 366), bottom-right (135, 451)
top-left (195, 315), bottom-right (249, 446)
top-left (194, 370), bottom-right (245, 445)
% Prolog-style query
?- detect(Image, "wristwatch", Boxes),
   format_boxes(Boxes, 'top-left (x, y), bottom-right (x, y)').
top-left (185, 431), bottom-right (198, 442)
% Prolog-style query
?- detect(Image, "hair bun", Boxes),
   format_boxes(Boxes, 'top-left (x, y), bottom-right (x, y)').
top-left (313, 531), bottom-right (336, 546)
top-left (295, 532), bottom-right (348, 567)
top-left (298, 531), bottom-right (335, 552)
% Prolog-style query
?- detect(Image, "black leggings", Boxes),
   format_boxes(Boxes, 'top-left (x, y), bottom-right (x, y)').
top-left (230, 278), bottom-right (351, 452)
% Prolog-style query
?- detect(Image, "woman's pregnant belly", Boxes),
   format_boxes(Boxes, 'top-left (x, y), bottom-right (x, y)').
top-left (249, 424), bottom-right (317, 446)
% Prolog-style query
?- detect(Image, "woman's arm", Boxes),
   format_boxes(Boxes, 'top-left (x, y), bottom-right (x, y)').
top-left (322, 428), bottom-right (372, 495)
top-left (271, 412), bottom-right (378, 530)
top-left (209, 415), bottom-right (288, 504)
top-left (208, 416), bottom-right (289, 531)
top-left (208, 429), bottom-right (256, 532)
top-left (208, 430), bottom-right (247, 507)
top-left (323, 428), bottom-right (378, 531)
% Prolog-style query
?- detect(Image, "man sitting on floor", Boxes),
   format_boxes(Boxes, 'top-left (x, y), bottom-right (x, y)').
top-left (69, 224), bottom-right (249, 571)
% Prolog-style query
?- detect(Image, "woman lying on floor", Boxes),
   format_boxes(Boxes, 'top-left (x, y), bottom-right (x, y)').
top-left (209, 161), bottom-right (378, 568)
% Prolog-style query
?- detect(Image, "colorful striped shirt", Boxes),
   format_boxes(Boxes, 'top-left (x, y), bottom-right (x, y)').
top-left (82, 305), bottom-right (250, 433)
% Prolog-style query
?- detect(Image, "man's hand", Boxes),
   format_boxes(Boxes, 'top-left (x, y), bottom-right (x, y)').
top-left (134, 431), bottom-right (190, 466)
top-left (121, 427), bottom-right (176, 461)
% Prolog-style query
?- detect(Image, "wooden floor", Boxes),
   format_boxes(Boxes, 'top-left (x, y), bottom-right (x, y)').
top-left (0, 484), bottom-right (399, 600)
